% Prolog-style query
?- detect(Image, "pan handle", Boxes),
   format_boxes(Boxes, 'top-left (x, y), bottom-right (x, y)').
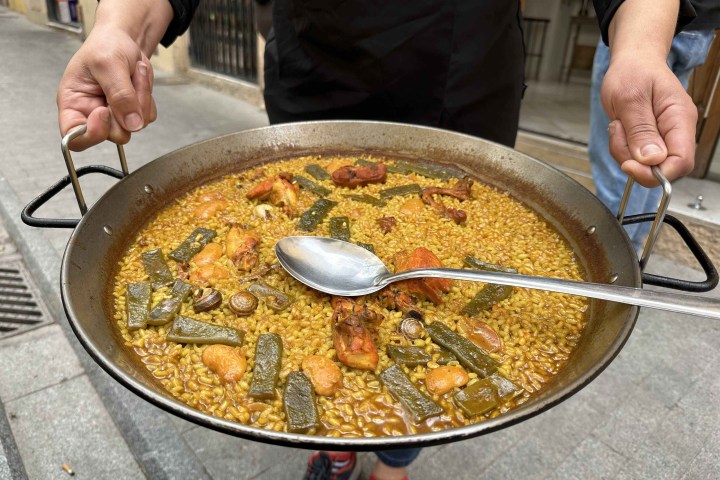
top-left (616, 166), bottom-right (670, 271)
top-left (617, 167), bottom-right (718, 292)
top-left (21, 125), bottom-right (129, 229)
top-left (622, 213), bottom-right (719, 292)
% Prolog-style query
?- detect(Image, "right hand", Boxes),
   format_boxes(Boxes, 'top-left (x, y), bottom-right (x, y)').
top-left (57, 26), bottom-right (157, 151)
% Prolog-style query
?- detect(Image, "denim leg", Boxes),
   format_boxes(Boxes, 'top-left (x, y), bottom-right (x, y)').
top-left (375, 448), bottom-right (422, 468)
top-left (588, 31), bottom-right (715, 252)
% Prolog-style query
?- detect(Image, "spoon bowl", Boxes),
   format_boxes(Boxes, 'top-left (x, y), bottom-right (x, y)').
top-left (275, 236), bottom-right (720, 319)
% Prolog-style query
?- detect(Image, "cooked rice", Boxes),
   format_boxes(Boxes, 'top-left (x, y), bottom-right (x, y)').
top-left (112, 154), bottom-right (588, 436)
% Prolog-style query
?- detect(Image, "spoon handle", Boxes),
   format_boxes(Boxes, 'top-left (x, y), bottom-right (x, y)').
top-left (379, 268), bottom-right (720, 320)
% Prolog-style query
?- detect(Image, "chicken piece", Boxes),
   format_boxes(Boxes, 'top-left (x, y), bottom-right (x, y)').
top-left (226, 226), bottom-right (261, 272)
top-left (301, 355), bottom-right (343, 396)
top-left (392, 247), bottom-right (452, 304)
top-left (189, 263), bottom-right (230, 283)
top-left (192, 243), bottom-right (223, 266)
top-left (333, 314), bottom-right (379, 370)
top-left (246, 173), bottom-right (299, 217)
top-left (193, 199), bottom-right (228, 219)
top-left (331, 297), bottom-right (382, 370)
top-left (202, 345), bottom-right (247, 383)
top-left (420, 177), bottom-right (474, 224)
top-left (331, 164), bottom-right (387, 188)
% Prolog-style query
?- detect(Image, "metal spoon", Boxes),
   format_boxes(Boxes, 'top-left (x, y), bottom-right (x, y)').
top-left (274, 236), bottom-right (720, 320)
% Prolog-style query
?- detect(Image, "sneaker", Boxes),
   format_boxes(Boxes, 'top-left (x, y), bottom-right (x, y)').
top-left (303, 451), bottom-right (361, 480)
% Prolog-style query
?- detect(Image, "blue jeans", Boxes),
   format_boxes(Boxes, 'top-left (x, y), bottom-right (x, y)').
top-left (375, 448), bottom-right (422, 468)
top-left (588, 30), bottom-right (715, 251)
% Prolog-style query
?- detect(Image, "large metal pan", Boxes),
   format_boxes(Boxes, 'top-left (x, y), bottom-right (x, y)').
top-left (21, 121), bottom-right (718, 450)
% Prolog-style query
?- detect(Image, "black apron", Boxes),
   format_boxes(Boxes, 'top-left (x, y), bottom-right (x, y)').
top-left (263, 0), bottom-right (525, 147)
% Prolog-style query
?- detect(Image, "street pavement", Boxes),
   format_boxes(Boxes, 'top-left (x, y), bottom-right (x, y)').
top-left (1, 7), bottom-right (720, 480)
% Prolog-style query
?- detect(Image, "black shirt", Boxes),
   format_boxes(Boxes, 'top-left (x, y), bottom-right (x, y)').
top-left (161, 0), bottom-right (712, 48)
top-left (593, 0), bottom-right (719, 45)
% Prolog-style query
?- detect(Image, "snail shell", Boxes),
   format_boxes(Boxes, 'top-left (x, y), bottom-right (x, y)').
top-left (193, 288), bottom-right (222, 313)
top-left (228, 291), bottom-right (258, 316)
top-left (399, 317), bottom-right (424, 340)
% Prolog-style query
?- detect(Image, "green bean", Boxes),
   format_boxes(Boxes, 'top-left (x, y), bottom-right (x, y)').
top-left (487, 372), bottom-right (521, 399)
top-left (166, 316), bottom-right (244, 346)
top-left (141, 249), bottom-right (175, 290)
top-left (461, 284), bottom-right (513, 316)
top-left (329, 216), bottom-right (351, 242)
top-left (126, 282), bottom-right (151, 331)
top-left (147, 280), bottom-right (192, 326)
top-left (379, 365), bottom-right (443, 421)
top-left (463, 255), bottom-right (517, 273)
top-left (378, 184), bottom-right (422, 199)
top-left (453, 378), bottom-right (499, 416)
top-left (341, 193), bottom-right (387, 207)
top-left (387, 345), bottom-right (432, 366)
top-left (168, 228), bottom-right (216, 262)
top-left (294, 175), bottom-right (331, 197)
top-left (249, 333), bottom-right (283, 400)
top-left (297, 199), bottom-right (337, 232)
top-left (391, 160), bottom-right (465, 180)
top-left (283, 371), bottom-right (319, 433)
top-left (304, 164), bottom-right (331, 181)
top-left (426, 322), bottom-right (498, 378)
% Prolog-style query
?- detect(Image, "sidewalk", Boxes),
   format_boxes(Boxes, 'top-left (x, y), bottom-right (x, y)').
top-left (1, 8), bottom-right (720, 480)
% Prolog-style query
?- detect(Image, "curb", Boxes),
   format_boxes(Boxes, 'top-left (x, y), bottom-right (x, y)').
top-left (0, 176), bottom-right (211, 479)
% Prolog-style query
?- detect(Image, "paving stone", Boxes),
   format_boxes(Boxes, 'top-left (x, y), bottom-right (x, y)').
top-left (413, 428), bottom-right (522, 479)
top-left (553, 435), bottom-right (627, 480)
top-left (183, 428), bottom-right (307, 480)
top-left (682, 427), bottom-right (720, 480)
top-left (0, 325), bottom-right (84, 401)
top-left (6, 375), bottom-right (143, 480)
top-left (592, 376), bottom-right (671, 457)
top-left (0, 399), bottom-right (27, 480)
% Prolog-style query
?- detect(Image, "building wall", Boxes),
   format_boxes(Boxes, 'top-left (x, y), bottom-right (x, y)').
top-left (21, 0), bottom-right (46, 24)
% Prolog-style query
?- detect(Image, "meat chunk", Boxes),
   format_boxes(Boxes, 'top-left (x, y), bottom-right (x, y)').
top-left (226, 227), bottom-right (260, 272)
top-left (202, 345), bottom-right (247, 383)
top-left (192, 243), bottom-right (223, 266)
top-left (392, 247), bottom-right (452, 304)
top-left (331, 164), bottom-right (387, 188)
top-left (377, 216), bottom-right (397, 234)
top-left (421, 177), bottom-right (473, 224)
top-left (331, 297), bottom-right (382, 370)
top-left (301, 355), bottom-right (343, 396)
top-left (246, 173), bottom-right (300, 217)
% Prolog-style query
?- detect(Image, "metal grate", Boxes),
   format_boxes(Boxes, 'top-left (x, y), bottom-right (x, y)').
top-left (0, 262), bottom-right (53, 339)
top-left (189, 0), bottom-right (258, 82)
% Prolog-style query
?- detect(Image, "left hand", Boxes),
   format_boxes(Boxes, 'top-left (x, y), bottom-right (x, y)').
top-left (601, 53), bottom-right (697, 187)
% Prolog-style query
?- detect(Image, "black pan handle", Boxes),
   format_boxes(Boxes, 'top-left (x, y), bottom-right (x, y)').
top-left (622, 213), bottom-right (718, 292)
top-left (21, 165), bottom-right (126, 228)
top-left (21, 125), bottom-right (129, 229)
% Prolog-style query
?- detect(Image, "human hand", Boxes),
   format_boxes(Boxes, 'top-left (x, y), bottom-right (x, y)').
top-left (601, 54), bottom-right (697, 187)
top-left (57, 26), bottom-right (157, 151)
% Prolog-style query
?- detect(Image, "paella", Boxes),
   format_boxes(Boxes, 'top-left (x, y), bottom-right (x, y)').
top-left (112, 154), bottom-right (589, 437)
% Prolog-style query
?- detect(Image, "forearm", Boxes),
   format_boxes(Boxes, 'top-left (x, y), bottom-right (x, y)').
top-left (608, 0), bottom-right (678, 63)
top-left (93, 0), bottom-right (174, 57)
